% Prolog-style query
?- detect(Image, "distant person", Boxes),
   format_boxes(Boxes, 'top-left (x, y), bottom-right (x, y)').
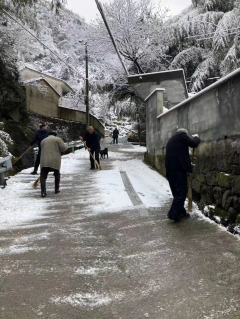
top-left (113, 127), bottom-right (119, 144)
top-left (31, 124), bottom-right (49, 175)
top-left (79, 126), bottom-right (100, 170)
top-left (40, 132), bottom-right (68, 198)
top-left (165, 128), bottom-right (200, 222)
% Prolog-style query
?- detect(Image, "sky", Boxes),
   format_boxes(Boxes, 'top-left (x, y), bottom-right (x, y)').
top-left (67, 0), bottom-right (192, 23)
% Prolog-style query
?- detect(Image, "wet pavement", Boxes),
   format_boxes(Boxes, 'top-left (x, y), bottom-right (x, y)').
top-left (1, 142), bottom-right (240, 319)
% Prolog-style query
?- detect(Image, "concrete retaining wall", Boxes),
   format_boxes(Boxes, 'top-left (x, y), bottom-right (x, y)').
top-left (145, 69), bottom-right (240, 231)
top-left (25, 84), bottom-right (105, 137)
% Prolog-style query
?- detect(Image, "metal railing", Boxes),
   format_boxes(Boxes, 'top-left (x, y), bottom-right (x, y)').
top-left (0, 141), bottom-right (84, 188)
top-left (33, 140), bottom-right (84, 164)
top-left (0, 156), bottom-right (12, 188)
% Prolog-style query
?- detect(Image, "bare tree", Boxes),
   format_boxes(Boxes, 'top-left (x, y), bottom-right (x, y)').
top-left (92, 0), bottom-right (169, 74)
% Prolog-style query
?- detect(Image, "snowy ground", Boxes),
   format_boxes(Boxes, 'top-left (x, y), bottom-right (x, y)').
top-left (0, 146), bottom-right (170, 230)
top-left (1, 143), bottom-right (240, 319)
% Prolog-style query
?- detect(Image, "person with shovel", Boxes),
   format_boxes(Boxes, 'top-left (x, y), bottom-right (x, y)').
top-left (40, 132), bottom-right (68, 198)
top-left (79, 126), bottom-right (100, 170)
top-left (165, 128), bottom-right (200, 222)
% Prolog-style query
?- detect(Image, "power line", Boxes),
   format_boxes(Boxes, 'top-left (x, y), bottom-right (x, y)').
top-left (186, 27), bottom-right (240, 40)
top-left (95, 0), bottom-right (129, 76)
top-left (2, 9), bottom-right (84, 80)
top-left (196, 31), bottom-right (240, 41)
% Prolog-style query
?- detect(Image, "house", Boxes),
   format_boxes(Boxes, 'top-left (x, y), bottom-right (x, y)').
top-left (20, 66), bottom-right (75, 119)
top-left (18, 66), bottom-right (105, 137)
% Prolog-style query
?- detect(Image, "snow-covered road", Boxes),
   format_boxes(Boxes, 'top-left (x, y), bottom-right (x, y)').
top-left (1, 143), bottom-right (240, 319)
top-left (0, 145), bottom-right (172, 230)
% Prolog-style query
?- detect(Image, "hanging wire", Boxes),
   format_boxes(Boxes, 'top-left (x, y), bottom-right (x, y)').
top-left (196, 31), bottom-right (240, 41)
top-left (2, 9), bottom-right (85, 80)
top-left (186, 27), bottom-right (240, 40)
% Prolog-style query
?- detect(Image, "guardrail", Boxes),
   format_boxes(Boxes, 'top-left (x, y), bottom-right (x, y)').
top-left (33, 140), bottom-right (84, 164)
top-left (0, 156), bottom-right (12, 188)
top-left (0, 141), bottom-right (84, 189)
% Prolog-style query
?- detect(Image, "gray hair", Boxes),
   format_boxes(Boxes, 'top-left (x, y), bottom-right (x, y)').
top-left (176, 128), bottom-right (188, 134)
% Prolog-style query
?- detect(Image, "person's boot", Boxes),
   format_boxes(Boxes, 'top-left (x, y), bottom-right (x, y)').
top-left (41, 181), bottom-right (47, 198)
top-left (31, 170), bottom-right (38, 175)
top-left (55, 175), bottom-right (60, 194)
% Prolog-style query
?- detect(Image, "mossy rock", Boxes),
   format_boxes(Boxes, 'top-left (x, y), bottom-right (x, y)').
top-left (232, 176), bottom-right (240, 194)
top-left (218, 172), bottom-right (233, 188)
top-left (215, 207), bottom-right (228, 225)
top-left (228, 207), bottom-right (238, 223)
top-left (236, 214), bottom-right (240, 225)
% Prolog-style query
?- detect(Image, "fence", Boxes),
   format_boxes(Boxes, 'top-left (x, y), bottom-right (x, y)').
top-left (0, 156), bottom-right (12, 188)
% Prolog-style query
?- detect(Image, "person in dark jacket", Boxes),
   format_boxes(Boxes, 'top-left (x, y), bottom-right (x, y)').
top-left (31, 124), bottom-right (49, 175)
top-left (113, 127), bottom-right (119, 144)
top-left (80, 126), bottom-right (100, 170)
top-left (165, 128), bottom-right (201, 222)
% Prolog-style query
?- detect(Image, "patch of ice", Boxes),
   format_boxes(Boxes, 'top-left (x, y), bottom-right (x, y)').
top-left (52, 292), bottom-right (112, 308)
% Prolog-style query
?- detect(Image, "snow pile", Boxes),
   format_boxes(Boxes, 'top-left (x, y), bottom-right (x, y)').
top-left (51, 292), bottom-right (113, 308)
top-left (0, 174), bottom-right (48, 230)
top-left (115, 158), bottom-right (172, 208)
top-left (0, 130), bottom-right (13, 159)
top-left (120, 146), bottom-right (147, 153)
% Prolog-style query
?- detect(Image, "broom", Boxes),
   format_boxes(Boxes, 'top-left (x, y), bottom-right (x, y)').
top-left (82, 141), bottom-right (102, 170)
top-left (33, 140), bottom-right (102, 189)
top-left (12, 146), bottom-right (33, 166)
top-left (33, 176), bottom-right (40, 189)
top-left (188, 148), bottom-right (195, 212)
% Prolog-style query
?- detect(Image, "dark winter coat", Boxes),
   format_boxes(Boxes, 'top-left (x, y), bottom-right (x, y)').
top-left (84, 131), bottom-right (100, 151)
top-left (31, 129), bottom-right (49, 147)
top-left (113, 129), bottom-right (119, 138)
top-left (165, 132), bottom-right (200, 175)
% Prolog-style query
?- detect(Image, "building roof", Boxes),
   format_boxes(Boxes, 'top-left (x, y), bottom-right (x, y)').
top-left (22, 66), bottom-right (75, 93)
top-left (128, 69), bottom-right (188, 107)
top-left (22, 77), bottom-right (61, 97)
top-left (157, 66), bottom-right (240, 119)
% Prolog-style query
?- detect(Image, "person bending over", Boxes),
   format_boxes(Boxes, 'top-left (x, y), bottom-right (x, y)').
top-left (165, 128), bottom-right (200, 222)
top-left (80, 126), bottom-right (100, 170)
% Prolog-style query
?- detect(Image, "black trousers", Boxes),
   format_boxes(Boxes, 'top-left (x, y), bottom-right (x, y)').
top-left (34, 147), bottom-right (41, 172)
top-left (167, 170), bottom-right (188, 219)
top-left (113, 137), bottom-right (118, 144)
top-left (40, 167), bottom-right (60, 193)
top-left (90, 150), bottom-right (100, 168)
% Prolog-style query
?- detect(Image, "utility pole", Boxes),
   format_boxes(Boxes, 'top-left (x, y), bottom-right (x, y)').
top-left (95, 0), bottom-right (129, 76)
top-left (85, 43), bottom-right (89, 129)
top-left (80, 41), bottom-right (89, 129)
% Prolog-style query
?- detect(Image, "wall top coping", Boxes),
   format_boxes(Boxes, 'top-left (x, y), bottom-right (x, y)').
top-left (156, 67), bottom-right (240, 120)
top-left (23, 77), bottom-right (61, 97)
top-left (21, 66), bottom-right (75, 93)
top-left (144, 88), bottom-right (166, 102)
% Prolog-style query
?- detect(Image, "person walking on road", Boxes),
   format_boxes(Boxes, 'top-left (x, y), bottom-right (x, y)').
top-left (113, 127), bottom-right (119, 144)
top-left (80, 126), bottom-right (100, 170)
top-left (31, 124), bottom-right (49, 175)
top-left (40, 132), bottom-right (68, 198)
top-left (165, 128), bottom-right (200, 222)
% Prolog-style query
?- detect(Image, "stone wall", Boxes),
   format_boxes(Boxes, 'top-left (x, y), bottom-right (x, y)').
top-left (3, 112), bottom-right (86, 171)
top-left (145, 69), bottom-right (240, 232)
top-left (25, 84), bottom-right (105, 137)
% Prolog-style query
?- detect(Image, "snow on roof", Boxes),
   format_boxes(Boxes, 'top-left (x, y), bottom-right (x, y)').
top-left (22, 66), bottom-right (74, 92)
top-left (22, 77), bottom-right (61, 96)
top-left (157, 67), bottom-right (240, 120)
top-left (128, 69), bottom-right (186, 78)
